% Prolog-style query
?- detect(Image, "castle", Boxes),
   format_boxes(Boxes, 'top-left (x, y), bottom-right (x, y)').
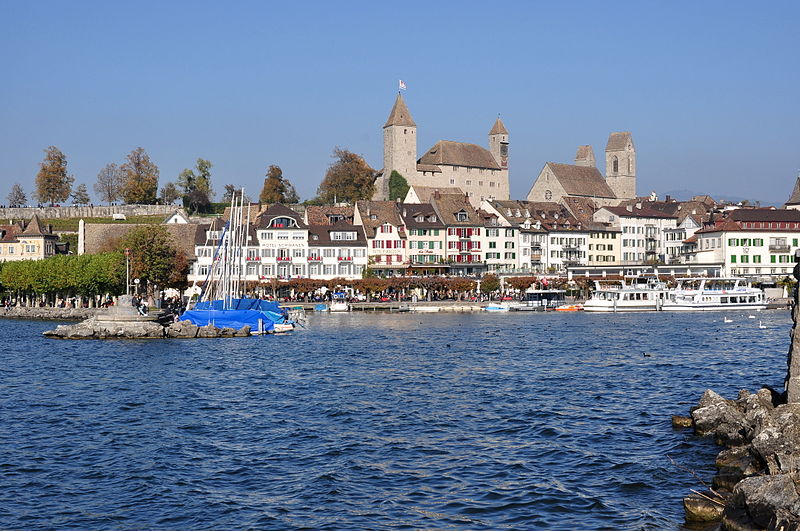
top-left (372, 93), bottom-right (510, 208)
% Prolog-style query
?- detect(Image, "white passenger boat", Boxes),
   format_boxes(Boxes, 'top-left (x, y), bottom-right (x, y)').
top-left (583, 278), bottom-right (668, 313)
top-left (329, 292), bottom-right (350, 312)
top-left (661, 277), bottom-right (766, 311)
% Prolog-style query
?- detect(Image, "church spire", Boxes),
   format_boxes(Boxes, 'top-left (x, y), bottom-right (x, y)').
top-left (383, 93), bottom-right (416, 128)
top-left (489, 116), bottom-right (508, 135)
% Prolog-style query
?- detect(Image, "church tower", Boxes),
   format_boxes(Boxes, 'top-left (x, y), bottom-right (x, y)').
top-left (574, 145), bottom-right (596, 167)
top-left (383, 93), bottom-right (418, 183)
top-left (488, 117), bottom-right (509, 169)
top-left (605, 131), bottom-right (636, 200)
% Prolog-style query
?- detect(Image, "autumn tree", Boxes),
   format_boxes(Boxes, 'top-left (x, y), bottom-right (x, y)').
top-left (316, 147), bottom-right (375, 204)
top-left (177, 158), bottom-right (214, 212)
top-left (94, 163), bottom-right (123, 204)
top-left (259, 165), bottom-right (287, 204)
top-left (119, 225), bottom-right (189, 302)
top-left (71, 183), bottom-right (91, 205)
top-left (7, 183), bottom-right (26, 207)
top-left (35, 146), bottom-right (73, 205)
top-left (284, 181), bottom-right (300, 203)
top-left (120, 147), bottom-right (159, 204)
top-left (388, 171), bottom-right (409, 201)
top-left (480, 273), bottom-right (501, 294)
top-left (159, 182), bottom-right (181, 204)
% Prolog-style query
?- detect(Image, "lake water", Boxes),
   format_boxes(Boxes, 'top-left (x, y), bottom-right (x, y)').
top-left (0, 310), bottom-right (790, 529)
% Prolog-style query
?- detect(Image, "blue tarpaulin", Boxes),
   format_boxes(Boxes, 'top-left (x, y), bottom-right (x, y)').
top-left (181, 299), bottom-right (287, 332)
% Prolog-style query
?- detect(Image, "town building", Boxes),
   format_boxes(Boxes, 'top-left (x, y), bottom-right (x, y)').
top-left (354, 200), bottom-right (409, 277)
top-left (429, 192), bottom-right (487, 276)
top-left (592, 205), bottom-right (678, 264)
top-left (0, 215), bottom-right (60, 262)
top-left (305, 206), bottom-right (368, 279)
top-left (398, 203), bottom-right (448, 275)
top-left (373, 93), bottom-right (510, 208)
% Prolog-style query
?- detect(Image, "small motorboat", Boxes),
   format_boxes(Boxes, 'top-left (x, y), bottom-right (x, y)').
top-left (555, 304), bottom-right (583, 312)
top-left (483, 303), bottom-right (511, 312)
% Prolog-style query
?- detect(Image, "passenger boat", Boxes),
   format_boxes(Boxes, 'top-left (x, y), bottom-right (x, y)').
top-left (583, 278), bottom-right (669, 313)
top-left (329, 292), bottom-right (350, 312)
top-left (661, 277), bottom-right (767, 311)
top-left (513, 289), bottom-right (567, 311)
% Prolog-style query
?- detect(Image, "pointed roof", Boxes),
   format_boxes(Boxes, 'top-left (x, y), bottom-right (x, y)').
top-left (606, 132), bottom-right (633, 152)
top-left (489, 117), bottom-right (508, 135)
top-left (546, 162), bottom-right (616, 199)
top-left (383, 93), bottom-right (416, 128)
top-left (21, 214), bottom-right (49, 236)
top-left (786, 177), bottom-right (800, 206)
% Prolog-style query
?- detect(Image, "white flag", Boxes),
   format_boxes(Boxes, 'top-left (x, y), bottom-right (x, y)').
top-left (399, 80), bottom-right (407, 91)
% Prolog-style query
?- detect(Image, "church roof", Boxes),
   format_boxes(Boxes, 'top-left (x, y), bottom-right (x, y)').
top-left (606, 132), bottom-right (633, 151)
top-left (575, 145), bottom-right (594, 160)
top-left (384, 93), bottom-right (416, 128)
top-left (546, 162), bottom-right (616, 199)
top-left (489, 117), bottom-right (508, 135)
top-left (419, 140), bottom-right (501, 170)
top-left (786, 177), bottom-right (800, 205)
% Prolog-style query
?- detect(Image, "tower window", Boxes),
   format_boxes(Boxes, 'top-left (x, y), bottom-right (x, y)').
top-left (628, 158), bottom-right (632, 173)
top-left (612, 156), bottom-right (619, 173)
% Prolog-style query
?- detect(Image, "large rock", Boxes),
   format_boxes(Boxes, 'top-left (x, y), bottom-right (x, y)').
top-left (750, 404), bottom-right (800, 475)
top-left (692, 389), bottom-right (749, 446)
top-left (726, 475), bottom-right (800, 529)
top-left (683, 490), bottom-right (725, 522)
top-left (166, 321), bottom-right (199, 338)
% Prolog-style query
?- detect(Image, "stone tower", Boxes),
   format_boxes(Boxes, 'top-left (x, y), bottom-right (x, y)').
top-left (574, 145), bottom-right (596, 167)
top-left (605, 132), bottom-right (636, 200)
top-left (383, 93), bottom-right (418, 184)
top-left (488, 117), bottom-right (509, 169)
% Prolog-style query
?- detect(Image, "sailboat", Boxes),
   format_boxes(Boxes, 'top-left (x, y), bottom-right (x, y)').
top-left (180, 191), bottom-right (304, 334)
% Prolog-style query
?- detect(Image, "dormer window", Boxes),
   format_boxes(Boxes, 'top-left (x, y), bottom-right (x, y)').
top-left (416, 215), bottom-right (424, 222)
top-left (332, 231), bottom-right (356, 241)
top-left (428, 215), bottom-right (437, 222)
top-left (327, 214), bottom-right (344, 223)
top-left (370, 214), bottom-right (377, 220)
top-left (270, 217), bottom-right (297, 228)
top-left (456, 210), bottom-right (468, 222)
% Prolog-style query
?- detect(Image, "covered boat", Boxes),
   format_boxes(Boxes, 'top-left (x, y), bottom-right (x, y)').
top-left (181, 298), bottom-right (288, 333)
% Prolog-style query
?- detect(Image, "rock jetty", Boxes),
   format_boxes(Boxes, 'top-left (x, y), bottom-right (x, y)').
top-left (678, 387), bottom-right (800, 529)
top-left (43, 318), bottom-right (250, 339)
top-left (2, 306), bottom-right (99, 320)
top-left (42, 294), bottom-right (251, 339)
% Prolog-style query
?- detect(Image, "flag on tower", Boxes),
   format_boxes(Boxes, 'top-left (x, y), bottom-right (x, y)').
top-left (399, 80), bottom-right (407, 91)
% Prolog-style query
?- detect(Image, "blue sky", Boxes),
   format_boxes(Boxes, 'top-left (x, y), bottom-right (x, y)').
top-left (1, 1), bottom-right (798, 206)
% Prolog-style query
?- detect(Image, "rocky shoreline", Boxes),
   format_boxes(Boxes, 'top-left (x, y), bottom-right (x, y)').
top-left (1, 306), bottom-right (101, 320)
top-left (676, 388), bottom-right (800, 529)
top-left (43, 318), bottom-right (252, 339)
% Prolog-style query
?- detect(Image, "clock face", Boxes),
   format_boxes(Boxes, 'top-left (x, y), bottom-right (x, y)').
top-left (545, 190), bottom-right (552, 200)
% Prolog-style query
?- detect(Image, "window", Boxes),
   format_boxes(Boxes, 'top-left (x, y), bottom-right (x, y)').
top-left (449, 179), bottom-right (455, 185)
top-left (544, 190), bottom-right (552, 200)
top-left (612, 156), bottom-right (619, 173)
top-left (466, 180), bottom-right (472, 186)
top-left (731, 255), bottom-right (737, 263)
top-left (456, 211), bottom-right (468, 222)
top-left (332, 231), bottom-right (356, 241)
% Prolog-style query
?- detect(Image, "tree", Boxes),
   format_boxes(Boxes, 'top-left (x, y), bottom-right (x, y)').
top-left (388, 170), bottom-right (409, 201)
top-left (71, 183), bottom-right (91, 205)
top-left (259, 165), bottom-right (287, 204)
top-left (120, 147), bottom-right (159, 204)
top-left (284, 180), bottom-right (300, 203)
top-left (119, 225), bottom-right (188, 302)
top-left (480, 273), bottom-right (501, 294)
top-left (316, 148), bottom-right (375, 204)
top-left (7, 183), bottom-right (26, 207)
top-left (94, 163), bottom-right (123, 204)
top-left (35, 146), bottom-right (73, 205)
top-left (159, 182), bottom-right (181, 204)
top-left (177, 158), bottom-right (214, 212)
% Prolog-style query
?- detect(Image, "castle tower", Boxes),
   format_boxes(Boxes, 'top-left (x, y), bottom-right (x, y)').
top-left (605, 131), bottom-right (636, 200)
top-left (383, 93), bottom-right (418, 182)
top-left (574, 145), bottom-right (596, 167)
top-left (488, 117), bottom-right (509, 169)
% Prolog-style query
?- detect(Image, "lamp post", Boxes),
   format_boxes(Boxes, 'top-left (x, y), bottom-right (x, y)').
top-left (125, 248), bottom-right (130, 295)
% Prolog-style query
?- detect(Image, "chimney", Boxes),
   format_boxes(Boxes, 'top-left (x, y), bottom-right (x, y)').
top-left (635, 202), bottom-right (642, 209)
top-left (464, 193), bottom-right (469, 204)
top-left (626, 205), bottom-right (633, 212)
top-left (665, 195), bottom-right (672, 202)
top-left (434, 190), bottom-right (440, 200)
top-left (402, 208), bottom-right (407, 217)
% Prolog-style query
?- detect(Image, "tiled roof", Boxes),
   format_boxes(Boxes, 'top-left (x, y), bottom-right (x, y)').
top-left (305, 205), bottom-right (354, 226)
top-left (20, 214), bottom-right (52, 236)
top-left (407, 185), bottom-right (464, 203)
top-left (489, 117), bottom-right (508, 135)
top-left (384, 93), bottom-right (416, 128)
top-left (547, 162), bottom-right (616, 199)
top-left (730, 208), bottom-right (800, 223)
top-left (561, 197), bottom-right (599, 225)
top-left (254, 203), bottom-right (307, 229)
top-left (308, 222), bottom-right (367, 247)
top-left (399, 203), bottom-right (445, 229)
top-left (606, 132), bottom-right (633, 151)
top-left (574, 145), bottom-right (595, 164)
top-left (603, 205), bottom-right (678, 219)
top-left (430, 193), bottom-right (481, 226)
top-left (419, 140), bottom-right (501, 170)
top-left (355, 200), bottom-right (403, 238)
top-left (0, 222), bottom-right (24, 242)
top-left (416, 163), bottom-right (442, 173)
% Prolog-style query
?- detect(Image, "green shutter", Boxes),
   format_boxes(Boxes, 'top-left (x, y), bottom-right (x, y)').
top-left (731, 255), bottom-right (736, 263)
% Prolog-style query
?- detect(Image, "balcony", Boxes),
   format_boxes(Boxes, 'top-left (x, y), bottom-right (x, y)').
top-left (562, 244), bottom-right (580, 251)
top-left (531, 253), bottom-right (542, 262)
top-left (337, 256), bottom-right (353, 261)
top-left (769, 244), bottom-right (790, 252)
top-left (276, 256), bottom-right (292, 262)
top-left (307, 256), bottom-right (322, 262)
top-left (245, 256), bottom-right (261, 261)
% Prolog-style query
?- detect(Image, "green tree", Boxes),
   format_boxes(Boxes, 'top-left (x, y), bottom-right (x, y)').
top-left (35, 146), bottom-right (73, 205)
top-left (259, 164), bottom-right (287, 203)
top-left (159, 182), bottom-right (181, 204)
top-left (7, 183), bottom-right (26, 207)
top-left (177, 158), bottom-right (214, 212)
top-left (316, 147), bottom-right (375, 204)
top-left (119, 225), bottom-right (188, 302)
top-left (479, 273), bottom-right (501, 294)
top-left (388, 170), bottom-right (409, 201)
top-left (71, 183), bottom-right (91, 205)
top-left (94, 163), bottom-right (123, 204)
top-left (120, 147), bottom-right (159, 204)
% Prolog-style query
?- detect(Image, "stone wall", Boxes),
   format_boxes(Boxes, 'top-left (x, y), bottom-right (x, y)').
top-left (0, 204), bottom-right (178, 220)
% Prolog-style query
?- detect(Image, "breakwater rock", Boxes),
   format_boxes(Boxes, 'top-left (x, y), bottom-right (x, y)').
top-left (43, 318), bottom-right (251, 339)
top-left (679, 388), bottom-right (800, 529)
top-left (2, 306), bottom-right (100, 320)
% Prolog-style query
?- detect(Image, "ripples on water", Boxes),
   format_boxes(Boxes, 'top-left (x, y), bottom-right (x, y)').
top-left (0, 311), bottom-right (789, 529)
